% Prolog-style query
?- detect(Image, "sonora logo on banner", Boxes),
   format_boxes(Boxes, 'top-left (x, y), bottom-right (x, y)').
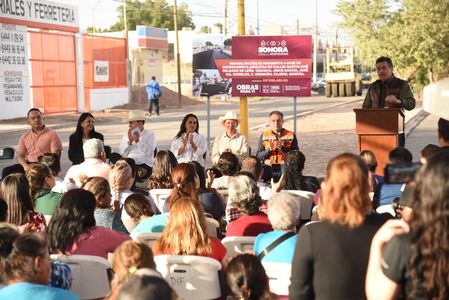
top-left (236, 84), bottom-right (259, 94)
top-left (258, 40), bottom-right (288, 54)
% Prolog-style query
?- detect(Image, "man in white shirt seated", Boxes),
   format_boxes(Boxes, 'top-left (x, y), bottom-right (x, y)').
top-left (118, 110), bottom-right (156, 180)
top-left (64, 138), bottom-right (110, 187)
top-left (211, 111), bottom-right (248, 164)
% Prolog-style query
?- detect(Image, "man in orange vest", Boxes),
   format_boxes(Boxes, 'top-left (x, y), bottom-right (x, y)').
top-left (256, 111), bottom-right (298, 181)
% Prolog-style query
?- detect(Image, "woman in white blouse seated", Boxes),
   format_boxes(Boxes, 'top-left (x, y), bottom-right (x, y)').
top-left (170, 114), bottom-right (207, 166)
top-left (211, 111), bottom-right (248, 164)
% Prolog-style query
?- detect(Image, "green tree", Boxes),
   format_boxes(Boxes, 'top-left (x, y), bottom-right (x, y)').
top-left (200, 26), bottom-right (211, 33)
top-left (336, 0), bottom-right (449, 86)
top-left (214, 23), bottom-right (223, 33)
top-left (108, 0), bottom-right (195, 32)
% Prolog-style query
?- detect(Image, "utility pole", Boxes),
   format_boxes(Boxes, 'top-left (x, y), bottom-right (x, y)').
top-left (312, 0), bottom-right (318, 83)
top-left (123, 0), bottom-right (132, 103)
top-left (296, 18), bottom-right (300, 35)
top-left (173, 0), bottom-right (182, 107)
top-left (237, 0), bottom-right (248, 137)
top-left (224, 0), bottom-right (228, 36)
top-left (256, 0), bottom-right (259, 35)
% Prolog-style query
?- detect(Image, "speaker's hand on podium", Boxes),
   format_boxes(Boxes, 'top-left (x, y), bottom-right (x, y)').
top-left (385, 95), bottom-right (401, 107)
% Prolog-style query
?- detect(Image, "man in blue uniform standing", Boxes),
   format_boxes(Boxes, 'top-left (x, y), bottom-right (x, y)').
top-left (146, 76), bottom-right (162, 116)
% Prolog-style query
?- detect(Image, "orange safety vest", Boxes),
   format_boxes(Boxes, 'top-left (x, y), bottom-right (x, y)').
top-left (261, 128), bottom-right (295, 164)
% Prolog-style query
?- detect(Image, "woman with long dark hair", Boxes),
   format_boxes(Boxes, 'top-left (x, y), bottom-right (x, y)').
top-left (1, 173), bottom-right (46, 233)
top-left (283, 150), bottom-right (320, 193)
top-left (170, 114), bottom-right (207, 166)
top-left (225, 253), bottom-right (272, 300)
top-left (148, 150), bottom-right (178, 190)
top-left (289, 153), bottom-right (390, 299)
top-left (68, 112), bottom-right (104, 165)
top-left (366, 150), bottom-right (449, 300)
top-left (47, 189), bottom-right (130, 259)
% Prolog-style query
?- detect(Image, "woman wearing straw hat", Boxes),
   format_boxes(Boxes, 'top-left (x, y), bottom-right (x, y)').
top-left (211, 111), bottom-right (248, 164)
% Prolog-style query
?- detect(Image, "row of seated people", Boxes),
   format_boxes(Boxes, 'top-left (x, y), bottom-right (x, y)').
top-left (2, 116), bottom-right (449, 298)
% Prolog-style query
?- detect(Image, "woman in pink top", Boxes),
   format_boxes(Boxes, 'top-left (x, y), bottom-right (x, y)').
top-left (47, 189), bottom-right (130, 259)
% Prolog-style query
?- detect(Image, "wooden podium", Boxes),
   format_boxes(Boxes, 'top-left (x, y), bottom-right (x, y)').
top-left (354, 108), bottom-right (404, 176)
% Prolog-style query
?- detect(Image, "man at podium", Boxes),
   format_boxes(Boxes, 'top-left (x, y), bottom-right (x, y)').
top-left (363, 56), bottom-right (416, 146)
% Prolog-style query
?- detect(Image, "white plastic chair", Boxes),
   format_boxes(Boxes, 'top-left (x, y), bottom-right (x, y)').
top-left (50, 254), bottom-right (111, 300)
top-left (154, 255), bottom-right (222, 300)
top-left (262, 261), bottom-right (292, 296)
top-left (376, 204), bottom-right (396, 217)
top-left (136, 232), bottom-right (162, 248)
top-left (221, 236), bottom-right (256, 258)
top-left (122, 217), bottom-right (137, 233)
top-left (205, 217), bottom-right (219, 238)
top-left (282, 190), bottom-right (316, 221)
top-left (149, 189), bottom-right (172, 212)
top-left (44, 214), bottom-right (52, 225)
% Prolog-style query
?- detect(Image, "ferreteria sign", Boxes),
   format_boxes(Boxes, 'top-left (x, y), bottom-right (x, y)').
top-left (0, 0), bottom-right (79, 32)
top-left (216, 35), bottom-right (312, 97)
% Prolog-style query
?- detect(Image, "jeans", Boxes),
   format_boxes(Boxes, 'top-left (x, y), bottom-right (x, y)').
top-left (148, 98), bottom-right (159, 115)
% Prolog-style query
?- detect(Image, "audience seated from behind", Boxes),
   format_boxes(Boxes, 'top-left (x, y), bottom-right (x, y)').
top-left (0, 226), bottom-right (79, 300)
top-left (81, 176), bottom-right (129, 234)
top-left (125, 194), bottom-right (159, 239)
top-left (211, 151), bottom-right (240, 190)
top-left (109, 160), bottom-right (139, 218)
top-left (152, 196), bottom-right (227, 264)
top-left (2, 173), bottom-right (46, 233)
top-left (106, 240), bottom-right (158, 300)
top-left (37, 153), bottom-right (66, 194)
top-left (366, 151), bottom-right (449, 299)
top-left (0, 198), bottom-right (7, 222)
top-left (47, 189), bottom-right (130, 259)
top-left (225, 174), bottom-right (273, 237)
top-left (64, 138), bottom-right (110, 187)
top-left (400, 143), bottom-right (440, 222)
top-left (225, 253), bottom-right (272, 300)
top-left (254, 192), bottom-right (300, 263)
top-left (241, 155), bottom-right (272, 201)
top-left (283, 150), bottom-right (320, 193)
top-left (117, 269), bottom-right (178, 300)
top-left (373, 147), bottom-right (413, 208)
top-left (190, 161), bottom-right (225, 221)
top-left (437, 117), bottom-right (449, 149)
top-left (289, 153), bottom-right (391, 300)
top-left (360, 149), bottom-right (384, 192)
top-left (26, 164), bottom-right (62, 215)
top-left (148, 150), bottom-right (178, 190)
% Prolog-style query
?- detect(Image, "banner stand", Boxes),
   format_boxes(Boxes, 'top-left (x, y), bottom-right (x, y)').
top-left (293, 96), bottom-right (298, 138)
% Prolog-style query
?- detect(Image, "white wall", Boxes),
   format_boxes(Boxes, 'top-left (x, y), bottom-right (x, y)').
top-left (89, 88), bottom-right (129, 111)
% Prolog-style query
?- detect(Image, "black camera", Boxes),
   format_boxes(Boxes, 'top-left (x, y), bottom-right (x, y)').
top-left (384, 163), bottom-right (421, 184)
top-left (271, 163), bottom-right (282, 183)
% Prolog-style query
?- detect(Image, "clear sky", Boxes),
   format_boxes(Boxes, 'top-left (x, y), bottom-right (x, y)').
top-left (53, 0), bottom-right (345, 43)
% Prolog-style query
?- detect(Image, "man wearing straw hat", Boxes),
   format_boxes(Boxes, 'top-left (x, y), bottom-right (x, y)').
top-left (211, 111), bottom-right (248, 164)
top-left (118, 110), bottom-right (156, 179)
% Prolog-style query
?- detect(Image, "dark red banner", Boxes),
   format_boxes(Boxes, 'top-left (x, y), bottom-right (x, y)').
top-left (216, 35), bottom-right (312, 97)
